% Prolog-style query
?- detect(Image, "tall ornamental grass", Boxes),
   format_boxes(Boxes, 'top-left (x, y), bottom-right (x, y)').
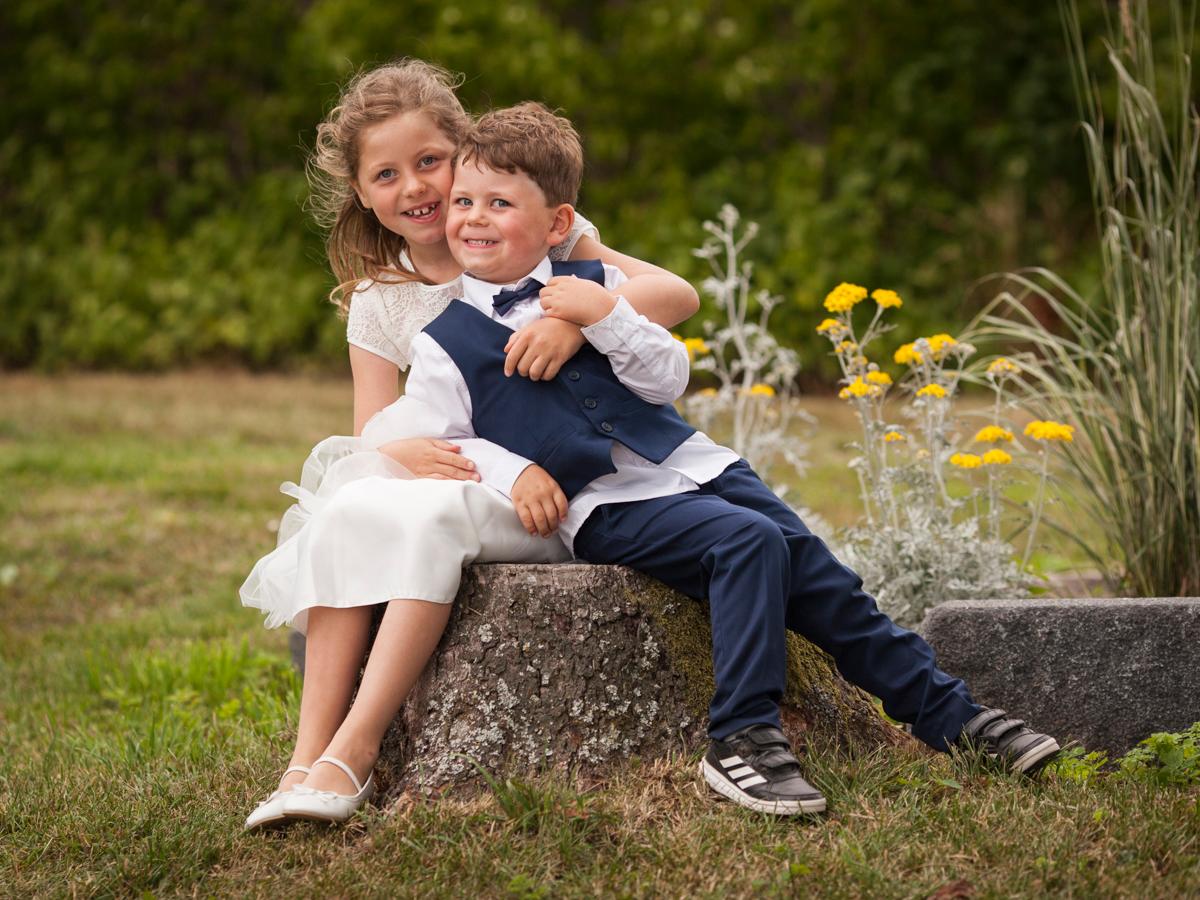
top-left (970, 0), bottom-right (1200, 596)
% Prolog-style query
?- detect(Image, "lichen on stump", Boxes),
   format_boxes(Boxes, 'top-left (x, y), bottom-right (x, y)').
top-left (353, 563), bottom-right (912, 797)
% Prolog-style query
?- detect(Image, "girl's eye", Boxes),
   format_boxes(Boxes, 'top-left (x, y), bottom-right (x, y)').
top-left (454, 198), bottom-right (471, 207)
top-left (418, 156), bottom-right (437, 168)
top-left (377, 168), bottom-right (395, 181)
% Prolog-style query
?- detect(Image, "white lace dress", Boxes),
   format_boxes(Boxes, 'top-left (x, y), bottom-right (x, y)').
top-left (239, 215), bottom-right (596, 633)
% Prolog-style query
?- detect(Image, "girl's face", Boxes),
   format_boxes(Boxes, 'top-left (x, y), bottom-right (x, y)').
top-left (353, 111), bottom-right (457, 247)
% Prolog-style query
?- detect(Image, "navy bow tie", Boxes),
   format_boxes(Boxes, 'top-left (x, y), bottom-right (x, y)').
top-left (492, 277), bottom-right (545, 316)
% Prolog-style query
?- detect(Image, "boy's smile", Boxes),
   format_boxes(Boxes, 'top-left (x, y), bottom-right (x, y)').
top-left (446, 160), bottom-right (573, 284)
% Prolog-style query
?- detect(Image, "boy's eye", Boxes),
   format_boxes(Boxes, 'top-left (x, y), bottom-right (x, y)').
top-left (453, 198), bottom-right (471, 207)
top-left (490, 199), bottom-right (511, 208)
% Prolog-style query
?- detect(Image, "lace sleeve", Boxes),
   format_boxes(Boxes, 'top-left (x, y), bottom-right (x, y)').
top-left (345, 283), bottom-right (410, 369)
top-left (550, 210), bottom-right (600, 261)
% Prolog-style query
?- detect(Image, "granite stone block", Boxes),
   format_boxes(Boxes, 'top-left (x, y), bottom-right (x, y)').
top-left (921, 598), bottom-right (1200, 754)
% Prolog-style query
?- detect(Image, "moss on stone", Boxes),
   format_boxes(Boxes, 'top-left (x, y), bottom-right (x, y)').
top-left (626, 567), bottom-right (896, 751)
top-left (623, 577), bottom-right (715, 717)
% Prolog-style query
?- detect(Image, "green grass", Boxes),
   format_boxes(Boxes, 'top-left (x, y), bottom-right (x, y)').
top-left (1, 372), bottom-right (1195, 898)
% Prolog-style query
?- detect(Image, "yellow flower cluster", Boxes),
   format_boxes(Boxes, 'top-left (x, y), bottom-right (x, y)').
top-left (894, 342), bottom-right (923, 366)
top-left (953, 449), bottom-right (1013, 468)
top-left (683, 337), bottom-right (710, 360)
top-left (973, 425), bottom-right (1014, 443)
top-left (871, 288), bottom-right (903, 309)
top-left (987, 357), bottom-right (1019, 377)
top-left (866, 371), bottom-right (893, 386)
top-left (835, 340), bottom-right (858, 354)
top-left (916, 383), bottom-right (947, 399)
top-left (816, 318), bottom-right (847, 336)
top-left (884, 430), bottom-right (906, 443)
top-left (841, 377), bottom-right (873, 398)
top-left (1024, 420), bottom-right (1075, 442)
top-left (746, 383), bottom-right (776, 397)
top-left (823, 282), bottom-right (868, 313)
top-left (926, 333), bottom-right (958, 357)
top-left (697, 387), bottom-right (718, 398)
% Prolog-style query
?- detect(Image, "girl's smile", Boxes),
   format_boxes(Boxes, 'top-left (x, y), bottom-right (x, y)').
top-left (401, 201), bottom-right (442, 222)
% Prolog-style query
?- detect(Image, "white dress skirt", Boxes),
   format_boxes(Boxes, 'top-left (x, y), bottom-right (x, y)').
top-left (239, 397), bottom-right (570, 634)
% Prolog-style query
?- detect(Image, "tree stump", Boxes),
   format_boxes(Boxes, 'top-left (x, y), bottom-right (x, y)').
top-left (351, 564), bottom-right (913, 798)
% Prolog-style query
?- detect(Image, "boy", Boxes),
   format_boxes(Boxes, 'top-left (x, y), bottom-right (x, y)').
top-left (402, 102), bottom-right (1060, 816)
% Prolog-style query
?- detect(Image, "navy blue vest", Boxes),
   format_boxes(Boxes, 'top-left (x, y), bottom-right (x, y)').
top-left (423, 260), bottom-right (696, 499)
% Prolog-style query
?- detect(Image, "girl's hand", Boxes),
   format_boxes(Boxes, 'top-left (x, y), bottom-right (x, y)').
top-left (510, 464), bottom-right (568, 536)
top-left (539, 275), bottom-right (617, 327)
top-left (504, 317), bottom-right (586, 380)
top-left (378, 438), bottom-right (480, 481)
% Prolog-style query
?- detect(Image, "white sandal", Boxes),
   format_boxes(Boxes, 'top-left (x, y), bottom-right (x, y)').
top-left (282, 755), bottom-right (375, 824)
top-left (243, 764), bottom-right (311, 831)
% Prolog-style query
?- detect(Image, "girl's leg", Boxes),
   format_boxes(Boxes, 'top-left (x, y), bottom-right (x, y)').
top-left (276, 605), bottom-right (374, 791)
top-left (300, 597), bottom-right (453, 793)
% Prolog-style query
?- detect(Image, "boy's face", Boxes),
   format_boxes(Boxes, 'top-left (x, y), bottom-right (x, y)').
top-left (446, 159), bottom-right (572, 283)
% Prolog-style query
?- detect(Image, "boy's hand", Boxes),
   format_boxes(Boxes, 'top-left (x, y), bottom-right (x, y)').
top-left (511, 464), bottom-right (568, 537)
top-left (504, 317), bottom-right (585, 380)
top-left (378, 438), bottom-right (480, 481)
top-left (539, 275), bottom-right (617, 327)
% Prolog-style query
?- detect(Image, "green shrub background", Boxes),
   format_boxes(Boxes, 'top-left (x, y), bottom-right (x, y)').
top-left (1, 0), bottom-right (1179, 372)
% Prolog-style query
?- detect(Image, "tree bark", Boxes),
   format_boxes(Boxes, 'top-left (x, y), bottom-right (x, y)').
top-left (360, 564), bottom-right (914, 798)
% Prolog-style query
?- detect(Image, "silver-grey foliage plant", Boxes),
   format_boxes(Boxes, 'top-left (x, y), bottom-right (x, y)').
top-left (683, 206), bottom-right (825, 531)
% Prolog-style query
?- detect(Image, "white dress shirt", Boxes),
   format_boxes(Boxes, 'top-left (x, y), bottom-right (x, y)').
top-left (399, 256), bottom-right (740, 551)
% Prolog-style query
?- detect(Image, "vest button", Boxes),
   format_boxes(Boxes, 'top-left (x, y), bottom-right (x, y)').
top-left (567, 370), bottom-right (581, 381)
top-left (600, 421), bottom-right (614, 433)
top-left (583, 398), bottom-right (597, 409)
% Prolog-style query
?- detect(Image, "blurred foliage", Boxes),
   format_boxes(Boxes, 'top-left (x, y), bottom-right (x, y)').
top-left (1, 0), bottom-right (1188, 371)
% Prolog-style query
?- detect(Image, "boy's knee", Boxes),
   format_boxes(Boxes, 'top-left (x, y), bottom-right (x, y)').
top-left (714, 512), bottom-right (787, 561)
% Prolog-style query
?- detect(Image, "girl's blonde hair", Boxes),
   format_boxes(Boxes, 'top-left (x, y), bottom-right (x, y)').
top-left (308, 59), bottom-right (471, 314)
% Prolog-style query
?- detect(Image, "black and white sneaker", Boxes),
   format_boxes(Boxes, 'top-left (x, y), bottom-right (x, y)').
top-left (957, 707), bottom-right (1060, 776)
top-left (700, 724), bottom-right (826, 816)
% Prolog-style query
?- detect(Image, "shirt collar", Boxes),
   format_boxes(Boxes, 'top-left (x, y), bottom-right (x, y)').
top-left (460, 256), bottom-right (554, 314)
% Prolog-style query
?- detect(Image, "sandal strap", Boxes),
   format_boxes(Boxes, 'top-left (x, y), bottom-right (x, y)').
top-left (312, 755), bottom-right (364, 793)
top-left (283, 765), bottom-right (311, 778)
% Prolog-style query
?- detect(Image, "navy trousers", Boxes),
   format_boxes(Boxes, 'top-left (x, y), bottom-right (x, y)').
top-left (573, 460), bottom-right (982, 750)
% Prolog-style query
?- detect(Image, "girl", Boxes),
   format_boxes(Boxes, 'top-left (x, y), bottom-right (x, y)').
top-left (239, 59), bottom-right (698, 828)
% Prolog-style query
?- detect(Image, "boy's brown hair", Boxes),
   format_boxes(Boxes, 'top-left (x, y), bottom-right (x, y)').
top-left (459, 101), bottom-right (583, 206)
